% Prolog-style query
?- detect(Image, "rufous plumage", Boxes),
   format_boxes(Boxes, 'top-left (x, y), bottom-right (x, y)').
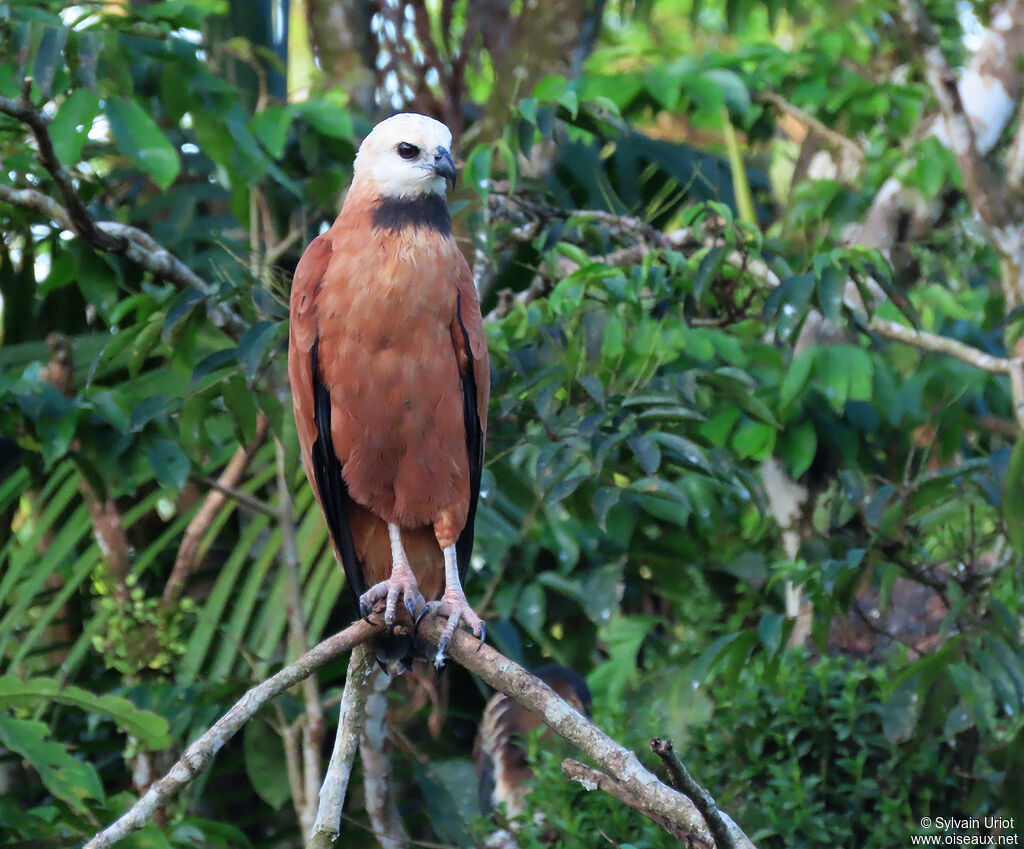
top-left (288, 113), bottom-right (489, 667)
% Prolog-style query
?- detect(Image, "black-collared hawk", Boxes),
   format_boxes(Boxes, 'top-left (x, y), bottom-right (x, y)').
top-left (288, 113), bottom-right (489, 667)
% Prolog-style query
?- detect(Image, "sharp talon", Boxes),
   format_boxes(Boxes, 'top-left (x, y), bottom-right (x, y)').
top-left (363, 615), bottom-right (374, 626)
top-left (359, 601), bottom-right (371, 619)
top-left (376, 659), bottom-right (388, 674)
top-left (405, 595), bottom-right (418, 618)
top-left (414, 604), bottom-right (431, 628)
top-left (476, 623), bottom-right (486, 650)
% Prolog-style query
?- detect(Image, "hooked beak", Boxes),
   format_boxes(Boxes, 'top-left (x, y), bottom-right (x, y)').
top-left (432, 147), bottom-right (457, 191)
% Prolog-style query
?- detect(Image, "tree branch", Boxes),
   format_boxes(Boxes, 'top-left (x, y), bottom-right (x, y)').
top-left (0, 101), bottom-right (246, 336)
top-left (0, 88), bottom-right (127, 253)
top-left (83, 619), bottom-right (379, 849)
top-left (275, 437), bottom-right (325, 843)
top-left (896, 0), bottom-right (1000, 217)
top-left (759, 91), bottom-right (864, 162)
top-left (311, 642), bottom-right (376, 849)
top-left (1007, 97), bottom-right (1024, 192)
top-left (561, 759), bottom-right (701, 845)
top-left (189, 473), bottom-right (280, 519)
top-left (867, 316), bottom-right (1014, 374)
top-left (651, 738), bottom-right (736, 849)
top-left (84, 612), bottom-right (757, 849)
top-left (417, 619), bottom-right (758, 849)
top-left (360, 666), bottom-right (410, 849)
top-left (163, 415), bottom-right (270, 606)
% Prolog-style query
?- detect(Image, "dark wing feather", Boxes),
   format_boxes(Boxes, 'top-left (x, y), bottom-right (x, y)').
top-left (310, 338), bottom-right (367, 604)
top-left (453, 292), bottom-right (483, 582)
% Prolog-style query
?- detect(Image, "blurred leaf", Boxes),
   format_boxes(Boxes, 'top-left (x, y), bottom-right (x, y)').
top-left (143, 434), bottom-right (190, 490)
top-left (0, 716), bottom-right (104, 814)
top-left (296, 100), bottom-right (353, 139)
top-left (0, 677), bottom-right (170, 749)
top-left (588, 615), bottom-right (658, 701)
top-left (883, 675), bottom-right (922, 744)
top-left (243, 717), bottom-right (292, 810)
top-left (414, 760), bottom-right (478, 848)
top-left (50, 89), bottom-right (100, 165)
top-left (1003, 438), bottom-right (1024, 555)
top-left (105, 97), bottom-right (181, 190)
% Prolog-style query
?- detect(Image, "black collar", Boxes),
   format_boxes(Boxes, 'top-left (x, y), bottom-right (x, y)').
top-left (372, 193), bottom-right (452, 236)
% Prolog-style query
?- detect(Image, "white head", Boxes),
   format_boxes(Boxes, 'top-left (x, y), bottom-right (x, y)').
top-left (353, 113), bottom-right (456, 199)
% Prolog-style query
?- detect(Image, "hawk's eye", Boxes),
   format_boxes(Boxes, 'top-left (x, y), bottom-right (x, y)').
top-left (397, 142), bottom-right (420, 160)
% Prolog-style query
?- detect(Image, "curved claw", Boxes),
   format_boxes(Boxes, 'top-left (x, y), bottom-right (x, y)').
top-left (475, 622), bottom-right (486, 651)
top-left (359, 572), bottom-right (424, 633)
top-left (414, 602), bottom-right (432, 630)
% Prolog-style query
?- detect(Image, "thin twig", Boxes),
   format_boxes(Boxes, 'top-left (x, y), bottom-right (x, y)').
top-left (164, 415), bottom-right (270, 606)
top-left (651, 737), bottom-right (736, 849)
top-left (339, 812), bottom-right (456, 849)
top-left (190, 474), bottom-right (280, 518)
top-left (311, 643), bottom-right (376, 849)
top-left (84, 619), bottom-right (379, 849)
top-left (759, 92), bottom-right (864, 162)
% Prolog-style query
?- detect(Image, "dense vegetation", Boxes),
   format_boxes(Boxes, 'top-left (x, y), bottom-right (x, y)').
top-left (2, 1), bottom-right (1023, 847)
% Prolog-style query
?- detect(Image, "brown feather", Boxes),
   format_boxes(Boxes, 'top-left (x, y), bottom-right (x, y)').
top-left (288, 182), bottom-right (489, 603)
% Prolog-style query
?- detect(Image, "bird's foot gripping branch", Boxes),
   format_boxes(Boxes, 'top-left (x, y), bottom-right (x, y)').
top-left (84, 614), bottom-right (756, 849)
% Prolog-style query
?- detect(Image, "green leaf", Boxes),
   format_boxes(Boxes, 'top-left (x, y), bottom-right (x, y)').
top-left (414, 760), bottom-right (478, 848)
top-left (702, 68), bottom-right (751, 113)
top-left (144, 434), bottom-right (190, 490)
top-left (50, 89), bottom-right (100, 165)
top-left (693, 245), bottom-right (726, 300)
top-left (778, 419), bottom-right (817, 478)
top-left (518, 97), bottom-right (538, 124)
top-left (882, 675), bottom-right (922, 743)
top-left (817, 264), bottom-right (845, 322)
top-left (243, 717), bottom-right (292, 809)
top-left (249, 105), bottom-right (295, 158)
top-left (0, 677), bottom-right (170, 749)
top-left (627, 433), bottom-right (661, 474)
top-left (516, 584), bottom-right (546, 636)
top-left (237, 320), bottom-right (281, 384)
top-left (757, 612), bottom-right (784, 656)
top-left (592, 486), bottom-right (621, 530)
top-left (465, 145), bottom-right (493, 199)
top-left (105, 97), bottom-right (181, 190)
top-left (297, 100), bottom-right (353, 139)
top-left (602, 314), bottom-right (625, 360)
top-left (588, 615), bottom-right (658, 701)
top-left (0, 715), bottom-right (104, 814)
top-left (816, 347), bottom-right (850, 412)
top-left (1004, 438), bottom-right (1024, 555)
top-left (732, 419), bottom-right (776, 460)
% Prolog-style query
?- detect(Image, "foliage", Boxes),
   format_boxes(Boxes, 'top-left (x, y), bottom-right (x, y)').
top-left (693, 655), bottom-right (966, 848)
top-left (1, 0), bottom-right (1023, 847)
